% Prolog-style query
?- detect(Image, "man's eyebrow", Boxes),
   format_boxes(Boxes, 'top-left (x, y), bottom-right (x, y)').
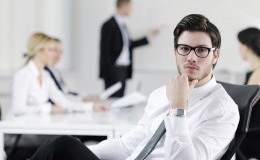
top-left (195, 45), bottom-right (211, 47)
top-left (179, 44), bottom-right (212, 48)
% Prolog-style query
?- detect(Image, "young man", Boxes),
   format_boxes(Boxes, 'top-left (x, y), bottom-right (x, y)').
top-left (31, 14), bottom-right (239, 160)
top-left (99, 0), bottom-right (158, 97)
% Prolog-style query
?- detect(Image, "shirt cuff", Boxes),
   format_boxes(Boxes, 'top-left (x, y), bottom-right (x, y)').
top-left (146, 36), bottom-right (151, 44)
top-left (164, 115), bottom-right (190, 137)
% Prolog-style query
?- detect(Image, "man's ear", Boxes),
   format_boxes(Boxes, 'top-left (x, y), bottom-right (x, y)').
top-left (212, 49), bottom-right (219, 65)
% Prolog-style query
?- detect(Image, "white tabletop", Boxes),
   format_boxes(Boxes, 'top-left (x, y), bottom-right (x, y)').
top-left (0, 105), bottom-right (145, 160)
top-left (0, 105), bottom-right (144, 134)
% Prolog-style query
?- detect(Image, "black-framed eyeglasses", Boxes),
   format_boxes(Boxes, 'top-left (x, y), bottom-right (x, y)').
top-left (176, 44), bottom-right (216, 58)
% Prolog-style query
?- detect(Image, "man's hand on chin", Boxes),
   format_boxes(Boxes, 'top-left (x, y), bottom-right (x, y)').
top-left (166, 74), bottom-right (198, 109)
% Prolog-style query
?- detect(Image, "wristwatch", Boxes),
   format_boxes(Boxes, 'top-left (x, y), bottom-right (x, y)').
top-left (169, 108), bottom-right (187, 117)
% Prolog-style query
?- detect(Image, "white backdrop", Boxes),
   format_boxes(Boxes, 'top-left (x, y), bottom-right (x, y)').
top-left (0, 0), bottom-right (71, 75)
top-left (1, 0), bottom-right (259, 95)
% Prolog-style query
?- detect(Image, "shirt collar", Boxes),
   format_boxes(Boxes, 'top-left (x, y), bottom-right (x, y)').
top-left (27, 60), bottom-right (41, 77)
top-left (114, 14), bottom-right (125, 26)
top-left (188, 76), bottom-right (217, 107)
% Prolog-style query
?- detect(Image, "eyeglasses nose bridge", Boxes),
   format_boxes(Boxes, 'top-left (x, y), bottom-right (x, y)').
top-left (187, 48), bottom-right (198, 59)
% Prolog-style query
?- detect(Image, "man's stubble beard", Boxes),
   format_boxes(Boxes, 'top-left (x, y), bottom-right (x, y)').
top-left (176, 64), bottom-right (212, 82)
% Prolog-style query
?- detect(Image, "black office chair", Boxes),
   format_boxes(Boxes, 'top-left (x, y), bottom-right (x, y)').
top-left (218, 81), bottom-right (260, 160)
top-left (0, 102), bottom-right (21, 160)
top-left (0, 103), bottom-right (30, 160)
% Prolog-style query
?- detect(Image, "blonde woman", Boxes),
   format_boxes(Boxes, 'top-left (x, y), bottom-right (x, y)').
top-left (5, 33), bottom-right (109, 159)
top-left (11, 32), bottom-right (109, 116)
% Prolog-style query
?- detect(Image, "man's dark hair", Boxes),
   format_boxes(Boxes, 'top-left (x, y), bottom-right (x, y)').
top-left (116, 0), bottom-right (131, 8)
top-left (238, 27), bottom-right (260, 58)
top-left (173, 14), bottom-right (221, 68)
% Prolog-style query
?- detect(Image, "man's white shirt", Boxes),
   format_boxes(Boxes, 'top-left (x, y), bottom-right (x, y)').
top-left (89, 77), bottom-right (240, 160)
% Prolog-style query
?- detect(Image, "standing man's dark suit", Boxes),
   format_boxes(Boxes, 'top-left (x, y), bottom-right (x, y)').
top-left (99, 16), bottom-right (148, 97)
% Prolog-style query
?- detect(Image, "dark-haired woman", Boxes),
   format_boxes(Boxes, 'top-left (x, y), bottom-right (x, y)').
top-left (237, 27), bottom-right (260, 160)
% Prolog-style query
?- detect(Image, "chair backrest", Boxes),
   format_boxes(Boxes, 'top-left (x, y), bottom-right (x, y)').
top-left (219, 81), bottom-right (260, 160)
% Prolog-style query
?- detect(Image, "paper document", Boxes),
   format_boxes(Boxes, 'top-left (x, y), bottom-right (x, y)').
top-left (99, 82), bottom-right (122, 100)
top-left (111, 92), bottom-right (147, 109)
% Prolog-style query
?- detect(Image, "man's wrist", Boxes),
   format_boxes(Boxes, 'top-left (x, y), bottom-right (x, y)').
top-left (170, 102), bottom-right (187, 109)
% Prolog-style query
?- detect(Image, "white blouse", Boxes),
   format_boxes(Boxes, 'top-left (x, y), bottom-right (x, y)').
top-left (89, 77), bottom-right (240, 160)
top-left (10, 61), bottom-right (93, 117)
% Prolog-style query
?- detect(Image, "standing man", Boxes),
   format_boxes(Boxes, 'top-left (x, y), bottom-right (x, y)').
top-left (99, 0), bottom-right (158, 97)
top-left (31, 14), bottom-right (239, 160)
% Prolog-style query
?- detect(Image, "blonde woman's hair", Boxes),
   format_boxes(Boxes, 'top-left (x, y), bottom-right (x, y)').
top-left (24, 32), bottom-right (53, 65)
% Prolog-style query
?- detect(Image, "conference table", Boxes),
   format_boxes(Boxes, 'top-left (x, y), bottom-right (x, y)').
top-left (0, 105), bottom-right (145, 160)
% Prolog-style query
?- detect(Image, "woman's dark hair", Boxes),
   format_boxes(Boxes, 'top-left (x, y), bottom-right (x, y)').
top-left (238, 27), bottom-right (260, 57)
top-left (173, 14), bottom-right (221, 68)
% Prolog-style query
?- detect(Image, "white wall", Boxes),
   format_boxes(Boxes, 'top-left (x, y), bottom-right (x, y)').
top-left (69, 0), bottom-right (115, 93)
top-left (1, 0), bottom-right (258, 116)
top-left (0, 0), bottom-right (71, 75)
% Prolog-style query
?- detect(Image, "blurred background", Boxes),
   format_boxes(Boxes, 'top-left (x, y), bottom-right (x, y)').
top-left (1, 0), bottom-right (260, 116)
